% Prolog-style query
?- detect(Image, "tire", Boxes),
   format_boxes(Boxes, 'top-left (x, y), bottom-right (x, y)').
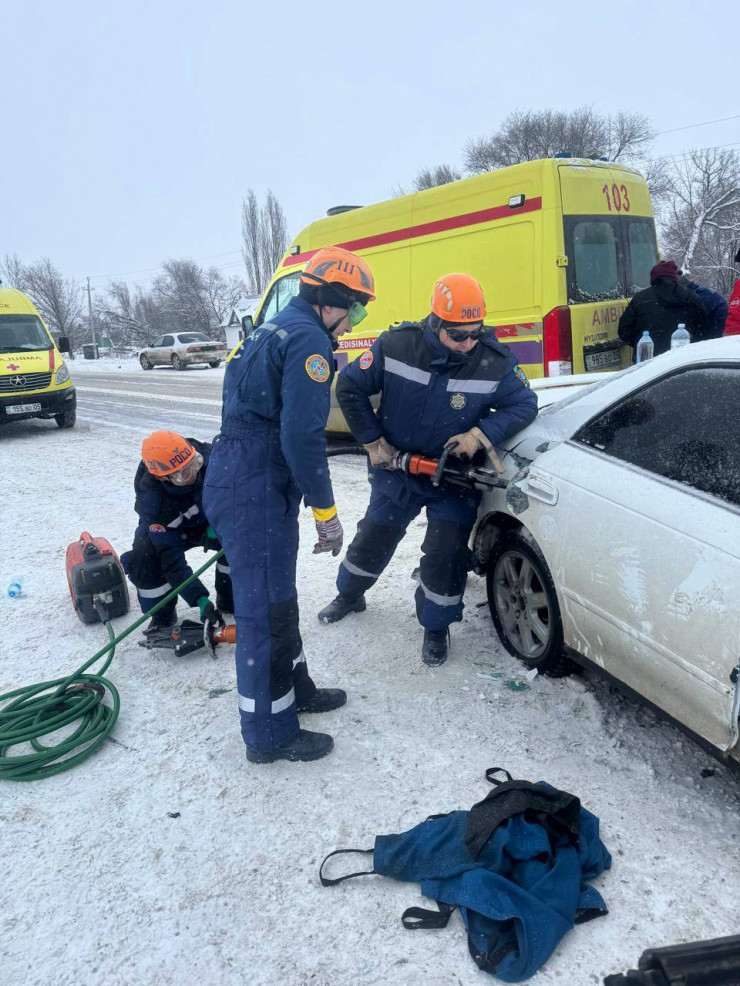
top-left (486, 528), bottom-right (574, 676)
top-left (140, 354), bottom-right (153, 370)
top-left (172, 354), bottom-right (186, 371)
top-left (208, 361), bottom-right (220, 368)
top-left (55, 406), bottom-right (76, 429)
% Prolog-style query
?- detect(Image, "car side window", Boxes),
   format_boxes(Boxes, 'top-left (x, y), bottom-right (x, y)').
top-left (574, 365), bottom-right (739, 507)
top-left (255, 272), bottom-right (301, 327)
top-left (162, 335), bottom-right (175, 347)
top-left (152, 336), bottom-right (165, 347)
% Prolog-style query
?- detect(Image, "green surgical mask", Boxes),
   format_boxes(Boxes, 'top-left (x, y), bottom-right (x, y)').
top-left (347, 301), bottom-right (368, 328)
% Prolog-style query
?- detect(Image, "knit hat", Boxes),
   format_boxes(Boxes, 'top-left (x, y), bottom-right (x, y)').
top-left (650, 260), bottom-right (680, 283)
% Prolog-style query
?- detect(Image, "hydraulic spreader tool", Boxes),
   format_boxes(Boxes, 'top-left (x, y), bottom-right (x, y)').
top-left (389, 441), bottom-right (508, 492)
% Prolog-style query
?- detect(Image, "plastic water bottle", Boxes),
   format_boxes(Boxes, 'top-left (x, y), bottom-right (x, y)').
top-left (7, 580), bottom-right (22, 598)
top-left (636, 330), bottom-right (654, 363)
top-left (671, 323), bottom-right (691, 349)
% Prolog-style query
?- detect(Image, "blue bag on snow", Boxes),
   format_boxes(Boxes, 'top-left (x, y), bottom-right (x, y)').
top-left (320, 768), bottom-right (611, 982)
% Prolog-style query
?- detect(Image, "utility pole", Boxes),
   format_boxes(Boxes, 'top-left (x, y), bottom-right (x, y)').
top-left (86, 277), bottom-right (96, 351)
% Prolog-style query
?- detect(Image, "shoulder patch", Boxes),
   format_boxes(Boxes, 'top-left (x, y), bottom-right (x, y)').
top-left (149, 523), bottom-right (166, 534)
top-left (305, 354), bottom-right (331, 383)
top-left (358, 350), bottom-right (373, 370)
top-left (514, 366), bottom-right (530, 388)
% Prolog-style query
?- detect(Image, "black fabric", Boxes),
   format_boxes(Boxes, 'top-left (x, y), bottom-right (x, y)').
top-left (383, 319), bottom-right (513, 383)
top-left (419, 518), bottom-right (471, 596)
top-left (466, 779), bottom-right (581, 860)
top-left (402, 901), bottom-right (456, 929)
top-left (268, 596), bottom-right (315, 703)
top-left (618, 279), bottom-right (711, 355)
top-left (344, 516), bottom-right (408, 584)
top-left (319, 849), bottom-right (375, 886)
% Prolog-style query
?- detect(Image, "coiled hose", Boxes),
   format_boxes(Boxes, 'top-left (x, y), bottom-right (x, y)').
top-left (0, 552), bottom-right (221, 782)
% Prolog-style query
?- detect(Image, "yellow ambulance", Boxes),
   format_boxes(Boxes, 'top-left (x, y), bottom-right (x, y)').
top-left (247, 156), bottom-right (657, 430)
top-left (0, 286), bottom-right (76, 428)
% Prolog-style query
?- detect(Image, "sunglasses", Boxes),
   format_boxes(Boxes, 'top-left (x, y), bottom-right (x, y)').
top-left (444, 325), bottom-right (485, 342)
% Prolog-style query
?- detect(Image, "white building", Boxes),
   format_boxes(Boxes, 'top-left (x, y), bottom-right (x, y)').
top-left (220, 296), bottom-right (261, 350)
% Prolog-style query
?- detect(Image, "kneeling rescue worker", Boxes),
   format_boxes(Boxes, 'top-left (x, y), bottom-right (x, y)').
top-left (204, 246), bottom-right (376, 764)
top-left (122, 430), bottom-right (233, 631)
top-left (319, 274), bottom-right (538, 666)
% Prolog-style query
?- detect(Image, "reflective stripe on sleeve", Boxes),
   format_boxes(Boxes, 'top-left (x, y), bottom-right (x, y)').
top-left (384, 357), bottom-right (431, 386)
top-left (168, 504), bottom-right (201, 529)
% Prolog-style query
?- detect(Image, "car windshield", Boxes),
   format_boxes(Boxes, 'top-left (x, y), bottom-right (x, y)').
top-left (0, 314), bottom-right (52, 352)
top-left (177, 333), bottom-right (209, 343)
top-left (538, 363), bottom-right (644, 416)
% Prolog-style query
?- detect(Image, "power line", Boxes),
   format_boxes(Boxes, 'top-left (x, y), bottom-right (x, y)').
top-left (656, 114), bottom-right (740, 136)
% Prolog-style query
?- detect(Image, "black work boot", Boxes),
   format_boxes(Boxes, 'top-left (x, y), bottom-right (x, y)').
top-left (246, 729), bottom-right (334, 763)
top-left (422, 628), bottom-right (449, 666)
top-left (296, 688), bottom-right (347, 714)
top-left (146, 603), bottom-right (177, 633)
top-left (318, 593), bottom-right (366, 624)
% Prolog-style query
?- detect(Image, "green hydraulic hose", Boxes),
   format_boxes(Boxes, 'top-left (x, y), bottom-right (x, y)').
top-left (0, 551), bottom-right (222, 782)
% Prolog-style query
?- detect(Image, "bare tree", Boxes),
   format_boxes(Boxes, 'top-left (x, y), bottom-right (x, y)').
top-left (464, 106), bottom-right (655, 172)
top-left (0, 253), bottom-right (28, 291)
top-left (413, 164), bottom-right (462, 191)
top-left (95, 281), bottom-right (154, 347)
top-left (23, 258), bottom-right (84, 346)
top-left (151, 259), bottom-right (213, 335)
top-left (241, 188), bottom-right (290, 294)
top-left (661, 147), bottom-right (740, 294)
top-left (203, 267), bottom-right (247, 327)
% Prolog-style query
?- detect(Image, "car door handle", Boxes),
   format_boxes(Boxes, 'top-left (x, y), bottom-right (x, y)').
top-left (523, 474), bottom-right (559, 505)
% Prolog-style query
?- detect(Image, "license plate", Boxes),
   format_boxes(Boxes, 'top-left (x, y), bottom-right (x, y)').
top-left (584, 346), bottom-right (621, 371)
top-left (6, 403), bottom-right (42, 414)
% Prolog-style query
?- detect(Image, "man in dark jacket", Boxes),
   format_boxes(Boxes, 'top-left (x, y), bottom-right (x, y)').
top-left (618, 260), bottom-right (710, 356)
top-left (204, 247), bottom-right (377, 764)
top-left (681, 276), bottom-right (728, 338)
top-left (318, 273), bottom-right (538, 667)
top-left (122, 430), bottom-right (233, 631)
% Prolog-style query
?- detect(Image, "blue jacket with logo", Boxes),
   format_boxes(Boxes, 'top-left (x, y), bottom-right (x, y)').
top-left (133, 438), bottom-right (211, 606)
top-left (221, 296), bottom-right (336, 510)
top-left (336, 320), bottom-right (538, 459)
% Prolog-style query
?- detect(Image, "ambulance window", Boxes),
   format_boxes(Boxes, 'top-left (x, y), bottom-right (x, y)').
top-left (0, 314), bottom-right (52, 351)
top-left (625, 219), bottom-right (658, 293)
top-left (256, 272), bottom-right (301, 327)
top-left (567, 219), bottom-right (622, 303)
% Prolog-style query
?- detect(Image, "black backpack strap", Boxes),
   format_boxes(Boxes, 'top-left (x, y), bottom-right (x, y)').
top-left (319, 848), bottom-right (375, 887)
top-left (402, 901), bottom-right (456, 930)
top-left (485, 766), bottom-right (513, 786)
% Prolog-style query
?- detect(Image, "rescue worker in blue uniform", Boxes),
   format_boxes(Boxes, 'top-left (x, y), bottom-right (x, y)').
top-left (122, 430), bottom-right (233, 631)
top-left (204, 247), bottom-right (377, 764)
top-left (318, 274), bottom-right (538, 666)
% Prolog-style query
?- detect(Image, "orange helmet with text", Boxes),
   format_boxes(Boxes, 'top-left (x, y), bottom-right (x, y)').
top-left (430, 273), bottom-right (487, 324)
top-left (300, 246), bottom-right (376, 303)
top-left (142, 430), bottom-right (196, 478)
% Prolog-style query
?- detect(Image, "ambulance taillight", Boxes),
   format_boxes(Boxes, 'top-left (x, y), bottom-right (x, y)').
top-left (543, 306), bottom-right (573, 377)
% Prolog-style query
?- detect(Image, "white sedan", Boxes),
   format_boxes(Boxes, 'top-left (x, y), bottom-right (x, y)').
top-left (474, 337), bottom-right (740, 765)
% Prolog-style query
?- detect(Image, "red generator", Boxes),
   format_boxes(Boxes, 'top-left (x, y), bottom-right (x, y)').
top-left (65, 532), bottom-right (130, 624)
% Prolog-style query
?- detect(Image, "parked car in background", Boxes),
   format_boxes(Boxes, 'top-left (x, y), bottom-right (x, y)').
top-left (473, 336), bottom-right (740, 765)
top-left (138, 332), bottom-right (227, 370)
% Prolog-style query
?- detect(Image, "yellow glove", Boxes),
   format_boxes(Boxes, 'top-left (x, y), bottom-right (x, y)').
top-left (364, 436), bottom-right (398, 470)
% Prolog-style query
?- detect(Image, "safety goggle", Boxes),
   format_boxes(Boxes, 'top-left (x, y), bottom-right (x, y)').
top-left (444, 325), bottom-right (486, 342)
top-left (169, 451), bottom-right (204, 485)
top-left (347, 301), bottom-right (368, 328)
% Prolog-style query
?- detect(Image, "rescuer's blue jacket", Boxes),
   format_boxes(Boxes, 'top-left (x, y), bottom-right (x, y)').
top-left (221, 296), bottom-right (336, 510)
top-left (336, 320), bottom-right (538, 458)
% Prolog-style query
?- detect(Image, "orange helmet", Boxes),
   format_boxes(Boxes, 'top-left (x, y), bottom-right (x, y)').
top-left (430, 273), bottom-right (487, 324)
top-left (142, 430), bottom-right (196, 478)
top-left (300, 246), bottom-right (376, 303)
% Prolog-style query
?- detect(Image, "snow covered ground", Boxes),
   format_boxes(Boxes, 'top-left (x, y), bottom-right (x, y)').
top-left (2, 411), bottom-right (739, 986)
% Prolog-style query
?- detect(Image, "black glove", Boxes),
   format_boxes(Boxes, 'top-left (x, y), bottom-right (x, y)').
top-left (197, 596), bottom-right (224, 628)
top-left (201, 525), bottom-right (221, 552)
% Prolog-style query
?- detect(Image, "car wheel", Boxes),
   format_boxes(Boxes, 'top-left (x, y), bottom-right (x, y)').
top-left (172, 354), bottom-right (185, 371)
top-left (208, 361), bottom-right (220, 368)
top-left (140, 354), bottom-right (153, 370)
top-left (55, 406), bottom-right (76, 429)
top-left (486, 528), bottom-right (574, 676)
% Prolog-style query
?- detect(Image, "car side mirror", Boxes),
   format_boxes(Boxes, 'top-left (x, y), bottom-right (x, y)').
top-left (241, 315), bottom-right (254, 336)
top-left (58, 336), bottom-right (71, 353)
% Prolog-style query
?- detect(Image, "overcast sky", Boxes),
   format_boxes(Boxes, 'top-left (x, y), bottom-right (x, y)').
top-left (2, 0), bottom-right (737, 291)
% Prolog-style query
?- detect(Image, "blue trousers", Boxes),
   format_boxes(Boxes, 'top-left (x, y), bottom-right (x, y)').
top-left (337, 469), bottom-right (480, 631)
top-left (203, 418), bottom-right (316, 754)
